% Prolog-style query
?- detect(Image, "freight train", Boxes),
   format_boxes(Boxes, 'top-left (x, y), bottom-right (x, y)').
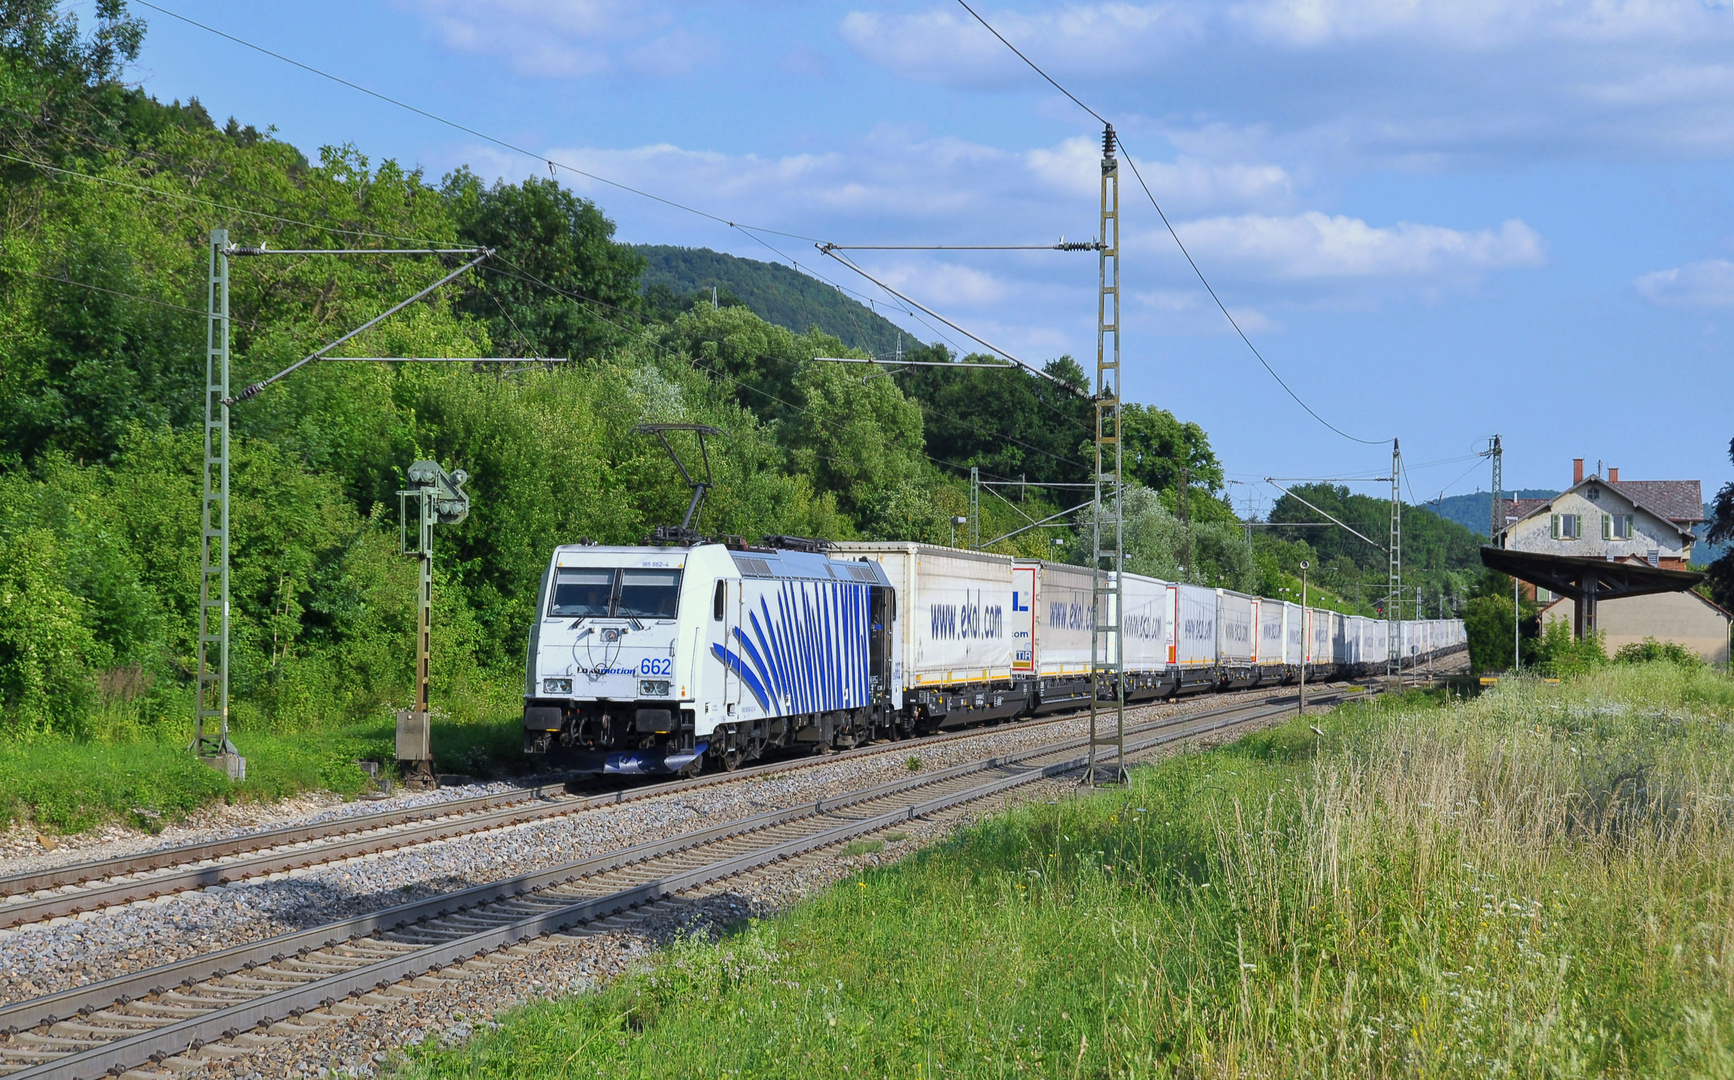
top-left (520, 539), bottom-right (1466, 775)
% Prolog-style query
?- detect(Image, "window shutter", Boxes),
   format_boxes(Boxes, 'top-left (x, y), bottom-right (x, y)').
top-left (1626, 514), bottom-right (1634, 539)
top-left (1551, 514), bottom-right (1560, 539)
top-left (1602, 513), bottom-right (1611, 540)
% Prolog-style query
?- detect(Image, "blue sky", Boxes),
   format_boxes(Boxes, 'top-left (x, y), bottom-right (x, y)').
top-left (114, 0), bottom-right (1734, 509)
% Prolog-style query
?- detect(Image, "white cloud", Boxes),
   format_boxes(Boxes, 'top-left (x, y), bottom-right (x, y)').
top-left (1026, 136), bottom-right (1292, 210)
top-left (839, 1), bottom-right (1734, 164)
top-left (874, 261), bottom-right (1009, 308)
top-left (407, 0), bottom-right (705, 78)
top-left (1226, 0), bottom-right (1708, 49)
top-left (1136, 289), bottom-right (1279, 334)
top-left (1634, 259), bottom-right (1734, 307)
top-left (838, 5), bottom-right (1202, 84)
top-left (1169, 212), bottom-right (1546, 279)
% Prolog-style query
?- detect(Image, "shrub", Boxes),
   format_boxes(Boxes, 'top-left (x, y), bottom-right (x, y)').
top-left (1614, 636), bottom-right (1704, 669)
top-left (1534, 617), bottom-right (1606, 677)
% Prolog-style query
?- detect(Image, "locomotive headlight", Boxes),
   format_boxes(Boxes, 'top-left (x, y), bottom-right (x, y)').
top-left (542, 677), bottom-right (572, 694)
top-left (639, 679), bottom-right (671, 697)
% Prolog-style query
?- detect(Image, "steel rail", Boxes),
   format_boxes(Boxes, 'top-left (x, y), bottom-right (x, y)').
top-left (0, 691), bottom-right (1313, 1030)
top-left (1, 684), bottom-right (1348, 924)
top-left (0, 784), bottom-right (570, 899)
top-left (0, 691), bottom-right (1356, 1078)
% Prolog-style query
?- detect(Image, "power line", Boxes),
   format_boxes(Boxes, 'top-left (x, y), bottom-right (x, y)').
top-left (129, 4), bottom-right (1069, 376)
top-left (0, 148), bottom-right (463, 246)
top-left (3, 109), bottom-right (973, 360)
top-left (134, 1), bottom-right (821, 248)
top-left (483, 258), bottom-right (1096, 479)
top-left (0, 264), bottom-right (263, 326)
top-left (952, 0), bottom-right (1391, 448)
top-left (0, 102), bottom-right (454, 247)
top-left (479, 256), bottom-right (1091, 488)
top-left (822, 242), bottom-right (1101, 251)
top-left (953, 0), bottom-right (1107, 126)
top-left (818, 245), bottom-right (1083, 394)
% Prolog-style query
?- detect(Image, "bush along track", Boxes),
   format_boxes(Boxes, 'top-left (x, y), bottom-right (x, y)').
top-left (396, 662), bottom-right (1734, 1079)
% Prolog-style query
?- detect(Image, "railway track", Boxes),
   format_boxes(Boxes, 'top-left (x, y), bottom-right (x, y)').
top-left (0, 682), bottom-right (1365, 929)
top-left (0, 688), bottom-right (1363, 1080)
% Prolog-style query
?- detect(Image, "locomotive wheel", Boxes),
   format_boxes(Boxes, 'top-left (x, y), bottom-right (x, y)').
top-left (722, 749), bottom-right (742, 772)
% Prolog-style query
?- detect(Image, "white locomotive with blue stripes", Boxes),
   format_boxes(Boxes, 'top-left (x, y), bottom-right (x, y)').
top-left (521, 537), bottom-right (1467, 775)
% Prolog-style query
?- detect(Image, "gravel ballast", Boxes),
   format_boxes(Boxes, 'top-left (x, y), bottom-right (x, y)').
top-left (165, 711), bottom-right (1288, 1080)
top-left (0, 687), bottom-right (1361, 1007)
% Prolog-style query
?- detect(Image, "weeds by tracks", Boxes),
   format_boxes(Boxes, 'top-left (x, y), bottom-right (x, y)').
top-left (399, 662), bottom-right (1734, 1078)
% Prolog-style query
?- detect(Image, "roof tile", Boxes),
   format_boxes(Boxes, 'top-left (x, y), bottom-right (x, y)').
top-left (1611, 480), bottom-right (1704, 524)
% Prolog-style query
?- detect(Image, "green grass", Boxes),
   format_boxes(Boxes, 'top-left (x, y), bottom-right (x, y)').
top-left (0, 699), bottom-right (528, 834)
top-left (397, 662), bottom-right (1734, 1079)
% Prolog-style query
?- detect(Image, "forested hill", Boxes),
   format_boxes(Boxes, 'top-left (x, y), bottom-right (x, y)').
top-left (636, 245), bottom-right (918, 358)
top-left (1430, 489), bottom-right (1558, 537)
top-left (1264, 485), bottom-right (1489, 617)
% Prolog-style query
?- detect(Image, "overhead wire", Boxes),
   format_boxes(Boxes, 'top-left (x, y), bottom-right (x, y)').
top-left (953, 0), bottom-right (1392, 448)
top-left (490, 263), bottom-right (1032, 484)
top-left (819, 245), bottom-right (1083, 394)
top-left (134, 0), bottom-right (821, 248)
top-left (13, 16), bottom-right (1096, 479)
top-left (0, 264), bottom-right (262, 327)
top-left (0, 148), bottom-right (465, 247)
top-left (0, 102), bottom-right (456, 247)
top-left (480, 256), bottom-right (1095, 480)
top-left (130, 3), bottom-right (1079, 388)
top-left (2, 112), bottom-right (950, 361)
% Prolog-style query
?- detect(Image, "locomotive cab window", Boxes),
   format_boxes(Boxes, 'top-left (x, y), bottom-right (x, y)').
top-left (550, 569), bottom-right (613, 617)
top-left (617, 570), bottom-right (683, 620)
top-left (713, 580), bottom-right (727, 621)
top-left (549, 568), bottom-right (683, 619)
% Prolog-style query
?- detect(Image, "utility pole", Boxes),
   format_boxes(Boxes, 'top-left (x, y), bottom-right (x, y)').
top-left (1179, 463), bottom-right (1192, 582)
top-left (1387, 439), bottom-right (1402, 677)
top-left (969, 466), bottom-right (981, 550)
top-left (1298, 561), bottom-right (1309, 717)
top-left (1484, 434), bottom-right (1503, 543)
top-left (1087, 123), bottom-right (1126, 787)
top-left (193, 229), bottom-right (241, 778)
top-left (190, 233), bottom-right (532, 776)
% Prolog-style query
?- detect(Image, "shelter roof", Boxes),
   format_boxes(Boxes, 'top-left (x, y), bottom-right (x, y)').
top-left (1480, 546), bottom-right (1704, 601)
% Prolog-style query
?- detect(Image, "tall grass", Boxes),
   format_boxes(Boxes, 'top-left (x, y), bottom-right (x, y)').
top-left (400, 663), bottom-right (1734, 1078)
top-left (0, 675), bottom-right (527, 833)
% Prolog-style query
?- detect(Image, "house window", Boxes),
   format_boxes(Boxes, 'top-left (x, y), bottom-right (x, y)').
top-left (1607, 514), bottom-right (1632, 540)
top-left (1536, 587), bottom-right (1554, 602)
top-left (1553, 513), bottom-right (1580, 540)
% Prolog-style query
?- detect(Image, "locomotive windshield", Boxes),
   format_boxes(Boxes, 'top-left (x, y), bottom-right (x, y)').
top-left (548, 568), bottom-right (683, 619)
top-left (617, 570), bottom-right (682, 619)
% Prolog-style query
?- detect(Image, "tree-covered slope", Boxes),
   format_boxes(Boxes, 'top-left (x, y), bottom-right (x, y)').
top-left (1429, 489), bottom-right (1558, 537)
top-left (636, 244), bottom-right (920, 358)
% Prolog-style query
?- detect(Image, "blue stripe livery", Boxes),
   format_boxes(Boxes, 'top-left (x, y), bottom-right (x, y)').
top-left (709, 580), bottom-right (870, 717)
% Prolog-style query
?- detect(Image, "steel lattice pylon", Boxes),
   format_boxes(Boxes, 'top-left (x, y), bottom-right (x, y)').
top-left (193, 230), bottom-right (242, 775)
top-left (1388, 439), bottom-right (1402, 676)
top-left (1486, 435), bottom-right (1503, 542)
top-left (1087, 125), bottom-right (1126, 786)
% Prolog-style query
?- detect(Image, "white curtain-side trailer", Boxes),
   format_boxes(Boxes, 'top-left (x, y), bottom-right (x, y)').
top-left (1216, 589), bottom-right (1258, 688)
top-left (832, 543), bottom-right (1024, 727)
top-left (1117, 572), bottom-right (1176, 701)
top-left (1171, 582), bottom-right (1219, 694)
top-left (1013, 559), bottom-right (1096, 714)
